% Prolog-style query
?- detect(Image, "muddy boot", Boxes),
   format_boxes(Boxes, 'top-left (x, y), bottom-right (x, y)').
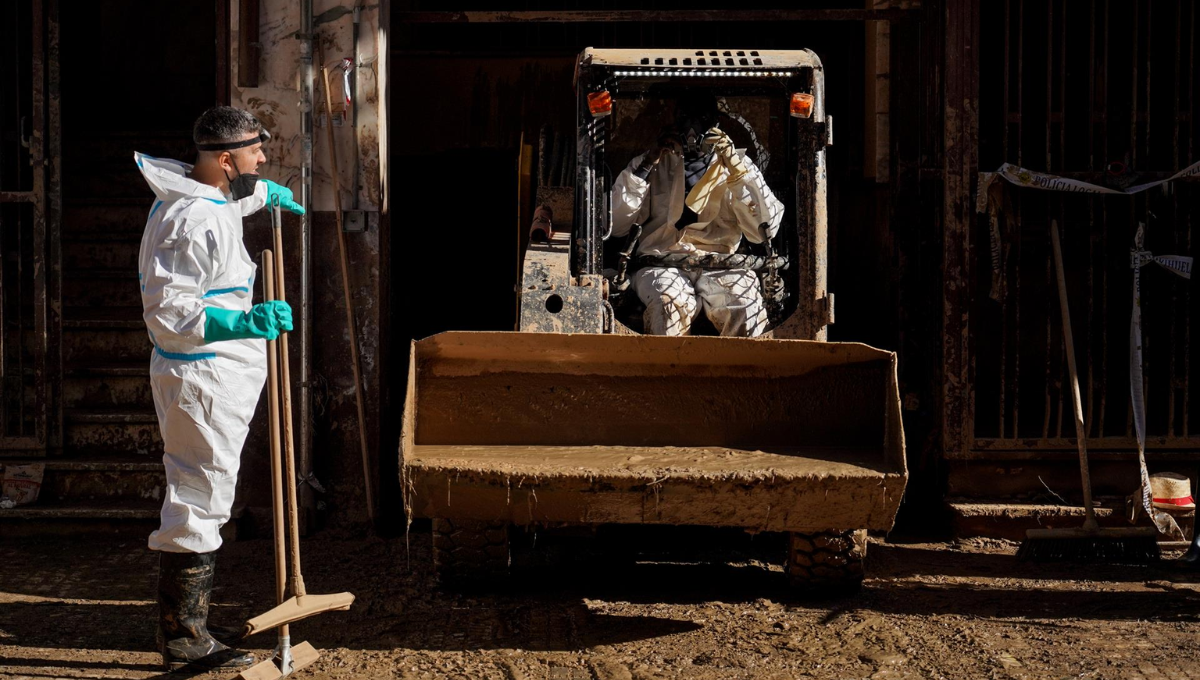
top-left (202, 553), bottom-right (248, 646)
top-left (206, 621), bottom-right (247, 646)
top-left (157, 551), bottom-right (254, 670)
top-left (1180, 532), bottom-right (1200, 568)
top-left (155, 619), bottom-right (243, 649)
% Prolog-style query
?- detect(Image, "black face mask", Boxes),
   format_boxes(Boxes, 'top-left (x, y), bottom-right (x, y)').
top-left (223, 156), bottom-right (260, 201)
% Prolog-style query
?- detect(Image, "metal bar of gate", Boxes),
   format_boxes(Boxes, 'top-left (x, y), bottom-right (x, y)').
top-left (1042, 0), bottom-right (1056, 442)
top-left (30, 0), bottom-right (46, 446)
top-left (1099, 0), bottom-right (1111, 439)
top-left (17, 207), bottom-right (24, 435)
top-left (1186, 1), bottom-right (1197, 438)
top-left (1086, 0), bottom-right (1100, 437)
top-left (1, 0), bottom-right (14, 438)
top-left (0, 208), bottom-right (5, 438)
top-left (1124, 0), bottom-right (1138, 439)
top-left (998, 0), bottom-right (1011, 438)
top-left (1169, 0), bottom-right (1182, 439)
top-left (1056, 0), bottom-right (1068, 441)
top-left (1012, 0), bottom-right (1025, 440)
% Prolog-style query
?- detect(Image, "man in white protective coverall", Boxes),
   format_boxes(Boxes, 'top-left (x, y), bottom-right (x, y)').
top-left (611, 94), bottom-right (784, 337)
top-left (135, 106), bottom-right (304, 670)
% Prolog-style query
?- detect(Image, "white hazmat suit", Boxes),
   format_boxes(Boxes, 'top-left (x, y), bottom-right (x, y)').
top-left (611, 145), bottom-right (784, 337)
top-left (135, 152), bottom-right (270, 553)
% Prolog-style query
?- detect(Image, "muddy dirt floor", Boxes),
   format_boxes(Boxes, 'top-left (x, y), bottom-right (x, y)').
top-left (4, 528), bottom-right (1200, 680)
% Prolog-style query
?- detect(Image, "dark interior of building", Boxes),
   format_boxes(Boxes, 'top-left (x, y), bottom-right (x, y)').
top-left (389, 1), bottom-right (898, 352)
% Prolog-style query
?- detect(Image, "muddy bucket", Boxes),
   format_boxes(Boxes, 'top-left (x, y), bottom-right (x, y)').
top-left (402, 332), bottom-right (907, 534)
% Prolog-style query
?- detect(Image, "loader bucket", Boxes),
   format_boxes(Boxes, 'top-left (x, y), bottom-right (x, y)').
top-left (401, 332), bottom-right (907, 534)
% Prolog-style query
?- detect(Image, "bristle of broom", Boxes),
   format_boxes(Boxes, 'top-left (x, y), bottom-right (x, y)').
top-left (1017, 534), bottom-right (1161, 563)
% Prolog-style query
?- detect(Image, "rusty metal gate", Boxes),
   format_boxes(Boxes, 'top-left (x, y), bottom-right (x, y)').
top-left (0, 0), bottom-right (60, 455)
top-left (966, 0), bottom-right (1199, 458)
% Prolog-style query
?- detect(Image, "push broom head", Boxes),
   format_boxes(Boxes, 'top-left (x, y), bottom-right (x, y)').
top-left (242, 592), bottom-right (356, 638)
top-left (1017, 525), bottom-right (1161, 563)
top-left (238, 642), bottom-right (320, 680)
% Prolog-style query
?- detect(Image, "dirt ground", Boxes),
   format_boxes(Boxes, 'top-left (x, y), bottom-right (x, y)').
top-left (3, 528), bottom-right (1200, 680)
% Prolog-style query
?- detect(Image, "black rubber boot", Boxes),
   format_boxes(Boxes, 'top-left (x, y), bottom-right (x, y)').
top-left (201, 552), bottom-right (247, 646)
top-left (163, 622), bottom-right (244, 649)
top-left (157, 551), bottom-right (254, 670)
top-left (1180, 531), bottom-right (1200, 568)
top-left (206, 622), bottom-right (247, 646)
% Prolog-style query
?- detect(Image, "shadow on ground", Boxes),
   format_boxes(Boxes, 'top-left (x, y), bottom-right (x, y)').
top-left (3, 530), bottom-right (1198, 667)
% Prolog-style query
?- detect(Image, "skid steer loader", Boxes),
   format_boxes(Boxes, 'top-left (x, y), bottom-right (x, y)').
top-left (401, 48), bottom-right (907, 593)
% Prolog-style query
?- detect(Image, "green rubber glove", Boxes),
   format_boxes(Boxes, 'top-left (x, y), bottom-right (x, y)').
top-left (260, 179), bottom-right (305, 215)
top-left (204, 302), bottom-right (293, 343)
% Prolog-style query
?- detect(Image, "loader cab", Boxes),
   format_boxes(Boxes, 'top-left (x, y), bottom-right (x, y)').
top-left (517, 48), bottom-right (833, 340)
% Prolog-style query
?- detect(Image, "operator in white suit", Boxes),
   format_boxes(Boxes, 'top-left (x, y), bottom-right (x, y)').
top-left (136, 106), bottom-right (303, 670)
top-left (611, 94), bottom-right (785, 337)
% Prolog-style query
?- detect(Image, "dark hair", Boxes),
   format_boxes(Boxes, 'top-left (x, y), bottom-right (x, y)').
top-left (193, 106), bottom-right (262, 147)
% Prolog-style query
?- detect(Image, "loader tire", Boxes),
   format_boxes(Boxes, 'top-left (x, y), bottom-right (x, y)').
top-left (786, 529), bottom-right (867, 595)
top-left (432, 518), bottom-right (510, 584)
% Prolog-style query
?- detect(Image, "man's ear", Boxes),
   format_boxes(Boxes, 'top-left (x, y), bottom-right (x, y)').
top-left (217, 151), bottom-right (233, 172)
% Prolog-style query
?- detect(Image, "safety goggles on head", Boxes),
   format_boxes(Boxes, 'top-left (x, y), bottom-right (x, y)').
top-left (195, 128), bottom-right (272, 152)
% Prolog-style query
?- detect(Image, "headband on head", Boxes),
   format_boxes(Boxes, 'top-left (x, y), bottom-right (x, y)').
top-left (195, 129), bottom-right (272, 151)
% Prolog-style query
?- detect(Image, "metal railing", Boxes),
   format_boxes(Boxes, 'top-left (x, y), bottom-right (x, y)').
top-left (971, 0), bottom-right (1198, 454)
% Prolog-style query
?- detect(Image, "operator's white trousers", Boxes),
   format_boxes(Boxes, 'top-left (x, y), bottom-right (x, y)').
top-left (148, 353), bottom-right (266, 553)
top-left (635, 266), bottom-right (768, 337)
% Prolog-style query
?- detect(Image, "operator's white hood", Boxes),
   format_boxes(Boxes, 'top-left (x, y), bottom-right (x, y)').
top-left (134, 152), bottom-right (230, 204)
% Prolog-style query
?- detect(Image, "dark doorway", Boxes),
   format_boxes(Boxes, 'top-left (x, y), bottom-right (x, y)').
top-left (389, 6), bottom-right (874, 348)
top-left (51, 1), bottom-right (224, 515)
top-left (62, 0), bottom-right (222, 192)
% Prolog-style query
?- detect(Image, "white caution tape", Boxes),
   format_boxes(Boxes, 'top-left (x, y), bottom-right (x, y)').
top-left (988, 212), bottom-right (1003, 301)
top-left (981, 179), bottom-right (1014, 303)
top-left (977, 159), bottom-right (1200, 213)
top-left (1130, 223), bottom-right (1193, 539)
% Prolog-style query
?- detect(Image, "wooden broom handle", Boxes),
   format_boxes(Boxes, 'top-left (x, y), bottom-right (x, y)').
top-left (1051, 220), bottom-right (1098, 529)
top-left (321, 63), bottom-right (376, 521)
top-left (261, 250), bottom-right (289, 639)
top-left (273, 211), bottom-right (307, 597)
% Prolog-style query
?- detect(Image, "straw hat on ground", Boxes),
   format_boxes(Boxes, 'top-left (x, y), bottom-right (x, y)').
top-left (1150, 472), bottom-right (1195, 511)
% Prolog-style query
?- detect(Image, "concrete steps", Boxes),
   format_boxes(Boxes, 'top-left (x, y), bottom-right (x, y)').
top-left (64, 238), bottom-right (141, 271)
top-left (66, 165), bottom-right (151, 200)
top-left (63, 203), bottom-right (152, 237)
top-left (22, 455), bottom-right (165, 504)
top-left (0, 498), bottom-right (161, 538)
top-left (64, 363), bottom-right (153, 410)
top-left (0, 156), bottom-right (167, 533)
top-left (945, 498), bottom-right (1196, 543)
top-left (65, 409), bottom-right (161, 455)
top-left (64, 271), bottom-right (142, 308)
top-left (63, 312), bottom-right (152, 364)
top-left (0, 498), bottom-right (242, 540)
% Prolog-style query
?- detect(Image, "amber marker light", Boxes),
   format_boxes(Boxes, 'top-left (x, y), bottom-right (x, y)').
top-left (588, 90), bottom-right (613, 117)
top-left (790, 92), bottom-right (815, 119)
